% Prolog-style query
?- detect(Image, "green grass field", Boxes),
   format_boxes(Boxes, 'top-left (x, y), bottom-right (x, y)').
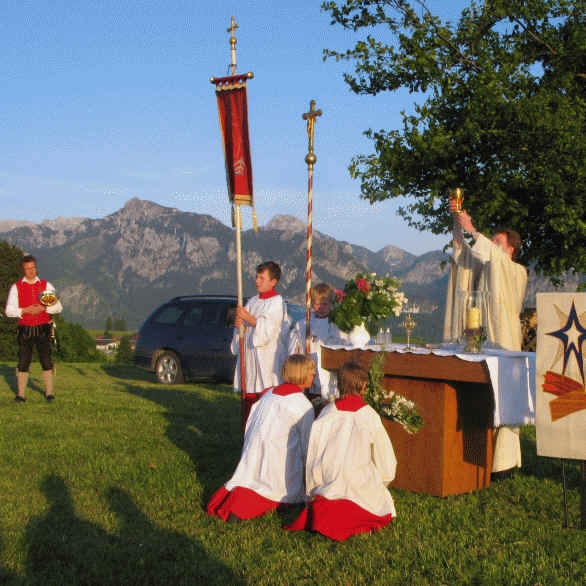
top-left (0, 362), bottom-right (584, 584)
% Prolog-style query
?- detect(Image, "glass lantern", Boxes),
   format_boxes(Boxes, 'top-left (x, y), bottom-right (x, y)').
top-left (460, 290), bottom-right (489, 353)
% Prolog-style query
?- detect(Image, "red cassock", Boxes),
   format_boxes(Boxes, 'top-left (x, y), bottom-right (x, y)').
top-left (286, 395), bottom-right (397, 540)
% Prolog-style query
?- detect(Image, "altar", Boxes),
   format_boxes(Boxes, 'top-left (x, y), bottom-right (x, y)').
top-left (321, 345), bottom-right (536, 497)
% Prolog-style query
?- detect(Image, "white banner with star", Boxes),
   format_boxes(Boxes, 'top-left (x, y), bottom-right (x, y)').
top-left (536, 293), bottom-right (586, 460)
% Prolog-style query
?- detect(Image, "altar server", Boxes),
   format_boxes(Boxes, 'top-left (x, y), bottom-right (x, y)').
top-left (445, 200), bottom-right (528, 475)
top-left (231, 261), bottom-right (287, 406)
top-left (288, 283), bottom-right (346, 401)
top-left (286, 361), bottom-right (397, 540)
top-left (207, 354), bottom-right (315, 521)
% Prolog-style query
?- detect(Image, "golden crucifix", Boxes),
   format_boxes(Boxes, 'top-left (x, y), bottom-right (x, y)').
top-left (302, 99), bottom-right (322, 168)
top-left (227, 16), bottom-right (239, 75)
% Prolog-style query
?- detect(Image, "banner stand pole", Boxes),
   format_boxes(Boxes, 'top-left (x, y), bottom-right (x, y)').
top-left (235, 203), bottom-right (246, 438)
top-left (560, 458), bottom-right (586, 529)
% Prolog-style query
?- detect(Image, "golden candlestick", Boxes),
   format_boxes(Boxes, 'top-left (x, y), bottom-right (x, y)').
top-left (401, 312), bottom-right (417, 349)
top-left (450, 187), bottom-right (464, 214)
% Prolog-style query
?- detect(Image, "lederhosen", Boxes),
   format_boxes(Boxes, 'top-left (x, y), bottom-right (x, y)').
top-left (16, 279), bottom-right (53, 372)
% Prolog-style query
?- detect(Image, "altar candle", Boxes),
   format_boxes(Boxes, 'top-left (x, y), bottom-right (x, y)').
top-left (466, 307), bottom-right (481, 330)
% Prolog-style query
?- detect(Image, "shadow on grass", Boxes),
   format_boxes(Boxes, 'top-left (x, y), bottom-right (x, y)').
top-left (0, 365), bottom-right (17, 396)
top-left (101, 364), bottom-right (156, 384)
top-left (0, 364), bottom-right (46, 398)
top-left (25, 474), bottom-right (243, 585)
top-left (117, 382), bottom-right (242, 501)
top-left (519, 431), bottom-right (582, 488)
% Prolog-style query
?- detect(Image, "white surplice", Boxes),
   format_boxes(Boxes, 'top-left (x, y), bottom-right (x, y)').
top-left (288, 313), bottom-right (347, 400)
top-left (231, 294), bottom-right (287, 394)
top-left (305, 399), bottom-right (397, 517)
top-left (225, 386), bottom-right (314, 503)
top-left (444, 233), bottom-right (528, 472)
top-left (444, 234), bottom-right (527, 351)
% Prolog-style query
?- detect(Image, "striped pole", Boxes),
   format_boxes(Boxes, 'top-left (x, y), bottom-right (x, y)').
top-left (305, 167), bottom-right (313, 354)
top-left (302, 100), bottom-right (322, 355)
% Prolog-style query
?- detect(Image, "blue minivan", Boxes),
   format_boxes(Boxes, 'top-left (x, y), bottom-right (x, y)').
top-left (134, 295), bottom-right (303, 384)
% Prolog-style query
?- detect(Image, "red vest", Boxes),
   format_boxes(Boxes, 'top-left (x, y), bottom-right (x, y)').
top-left (16, 279), bottom-right (51, 326)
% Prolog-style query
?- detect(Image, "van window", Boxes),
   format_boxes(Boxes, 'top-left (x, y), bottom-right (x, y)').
top-left (151, 304), bottom-right (184, 326)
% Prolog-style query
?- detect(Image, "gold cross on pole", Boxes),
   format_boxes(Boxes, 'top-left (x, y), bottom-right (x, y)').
top-left (227, 16), bottom-right (239, 75)
top-left (302, 100), bottom-right (322, 169)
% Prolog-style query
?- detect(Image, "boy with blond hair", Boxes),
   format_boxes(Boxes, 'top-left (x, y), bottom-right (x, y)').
top-left (288, 283), bottom-right (346, 401)
top-left (207, 354), bottom-right (315, 521)
top-left (286, 361), bottom-right (397, 540)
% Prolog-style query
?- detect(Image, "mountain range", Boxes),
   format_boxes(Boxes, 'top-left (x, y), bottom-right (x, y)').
top-left (1, 198), bottom-right (581, 336)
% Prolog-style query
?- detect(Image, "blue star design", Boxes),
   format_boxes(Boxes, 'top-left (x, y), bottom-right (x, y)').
top-left (547, 300), bottom-right (586, 386)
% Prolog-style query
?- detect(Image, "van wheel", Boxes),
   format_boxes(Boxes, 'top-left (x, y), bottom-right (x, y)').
top-left (155, 351), bottom-right (184, 384)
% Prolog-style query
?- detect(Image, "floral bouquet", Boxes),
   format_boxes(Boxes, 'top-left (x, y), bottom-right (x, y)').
top-left (329, 272), bottom-right (407, 335)
top-left (364, 352), bottom-right (424, 435)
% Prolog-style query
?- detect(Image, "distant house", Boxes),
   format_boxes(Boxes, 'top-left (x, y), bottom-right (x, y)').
top-left (95, 336), bottom-right (120, 353)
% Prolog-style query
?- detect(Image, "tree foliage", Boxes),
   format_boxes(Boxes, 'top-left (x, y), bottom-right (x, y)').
top-left (115, 335), bottom-right (133, 364)
top-left (322, 0), bottom-right (585, 278)
top-left (54, 315), bottom-right (101, 362)
top-left (0, 241), bottom-right (24, 360)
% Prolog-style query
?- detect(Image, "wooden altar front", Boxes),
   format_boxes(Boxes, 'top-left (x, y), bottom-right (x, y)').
top-left (321, 347), bottom-right (495, 497)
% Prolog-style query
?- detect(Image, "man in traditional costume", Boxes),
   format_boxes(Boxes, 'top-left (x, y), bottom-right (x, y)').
top-left (5, 255), bottom-right (63, 402)
top-left (207, 354), bottom-right (315, 521)
top-left (286, 362), bottom-right (397, 540)
top-left (288, 283), bottom-right (347, 402)
top-left (445, 200), bottom-right (528, 475)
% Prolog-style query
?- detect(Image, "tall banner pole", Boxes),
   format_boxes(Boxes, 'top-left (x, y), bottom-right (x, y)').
top-left (235, 203), bottom-right (246, 433)
top-left (302, 100), bottom-right (322, 355)
top-left (210, 17), bottom-right (257, 437)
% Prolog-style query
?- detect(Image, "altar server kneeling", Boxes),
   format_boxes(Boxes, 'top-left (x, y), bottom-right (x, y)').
top-left (286, 361), bottom-right (397, 540)
top-left (207, 354), bottom-right (315, 521)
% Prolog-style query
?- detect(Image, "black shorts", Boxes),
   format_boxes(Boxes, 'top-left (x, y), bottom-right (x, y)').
top-left (17, 324), bottom-right (53, 372)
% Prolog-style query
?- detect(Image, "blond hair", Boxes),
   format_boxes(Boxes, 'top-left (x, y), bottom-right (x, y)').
top-left (338, 361), bottom-right (368, 397)
top-left (281, 354), bottom-right (315, 386)
top-left (311, 283), bottom-right (333, 304)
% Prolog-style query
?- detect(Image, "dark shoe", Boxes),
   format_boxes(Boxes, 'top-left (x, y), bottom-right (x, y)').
top-left (45, 394), bottom-right (55, 402)
top-left (14, 395), bottom-right (26, 402)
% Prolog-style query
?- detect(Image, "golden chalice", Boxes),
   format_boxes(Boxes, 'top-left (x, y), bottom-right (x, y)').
top-left (450, 187), bottom-right (464, 214)
top-left (401, 312), bottom-right (417, 350)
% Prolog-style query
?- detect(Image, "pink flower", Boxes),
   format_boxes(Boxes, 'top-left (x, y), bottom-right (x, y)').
top-left (334, 289), bottom-right (346, 301)
top-left (356, 278), bottom-right (371, 293)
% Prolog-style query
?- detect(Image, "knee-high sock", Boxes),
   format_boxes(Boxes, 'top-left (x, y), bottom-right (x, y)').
top-left (17, 371), bottom-right (29, 397)
top-left (42, 370), bottom-right (54, 397)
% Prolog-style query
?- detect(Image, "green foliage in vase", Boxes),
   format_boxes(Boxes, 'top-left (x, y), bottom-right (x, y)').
top-left (329, 272), bottom-right (407, 334)
top-left (364, 351), bottom-right (424, 434)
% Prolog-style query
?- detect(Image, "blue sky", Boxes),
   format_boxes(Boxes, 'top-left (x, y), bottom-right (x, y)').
top-left (1, 1), bottom-right (469, 255)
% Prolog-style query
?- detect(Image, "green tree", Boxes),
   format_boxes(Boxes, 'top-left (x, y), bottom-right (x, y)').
top-left (0, 241), bottom-right (24, 360)
top-left (115, 335), bottom-right (133, 364)
top-left (113, 317), bottom-right (127, 331)
top-left (323, 0), bottom-right (585, 279)
top-left (104, 316), bottom-right (113, 338)
top-left (54, 315), bottom-right (100, 362)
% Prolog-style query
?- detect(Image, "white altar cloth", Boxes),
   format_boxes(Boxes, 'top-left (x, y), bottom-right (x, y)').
top-left (323, 344), bottom-right (536, 427)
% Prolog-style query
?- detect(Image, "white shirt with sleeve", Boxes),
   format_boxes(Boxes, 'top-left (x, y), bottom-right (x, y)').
top-left (5, 277), bottom-right (63, 319)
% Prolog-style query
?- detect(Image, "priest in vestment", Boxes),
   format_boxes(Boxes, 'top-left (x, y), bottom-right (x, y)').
top-left (444, 199), bottom-right (528, 474)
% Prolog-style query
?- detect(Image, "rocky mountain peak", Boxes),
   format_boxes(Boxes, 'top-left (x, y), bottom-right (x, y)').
top-left (265, 215), bottom-right (306, 233)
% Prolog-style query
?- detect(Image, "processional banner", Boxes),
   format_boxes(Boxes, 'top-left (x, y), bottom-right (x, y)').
top-left (212, 74), bottom-right (255, 210)
top-left (536, 293), bottom-right (586, 460)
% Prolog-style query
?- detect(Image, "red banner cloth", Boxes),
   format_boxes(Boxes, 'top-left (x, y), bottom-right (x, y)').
top-left (213, 75), bottom-right (254, 206)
